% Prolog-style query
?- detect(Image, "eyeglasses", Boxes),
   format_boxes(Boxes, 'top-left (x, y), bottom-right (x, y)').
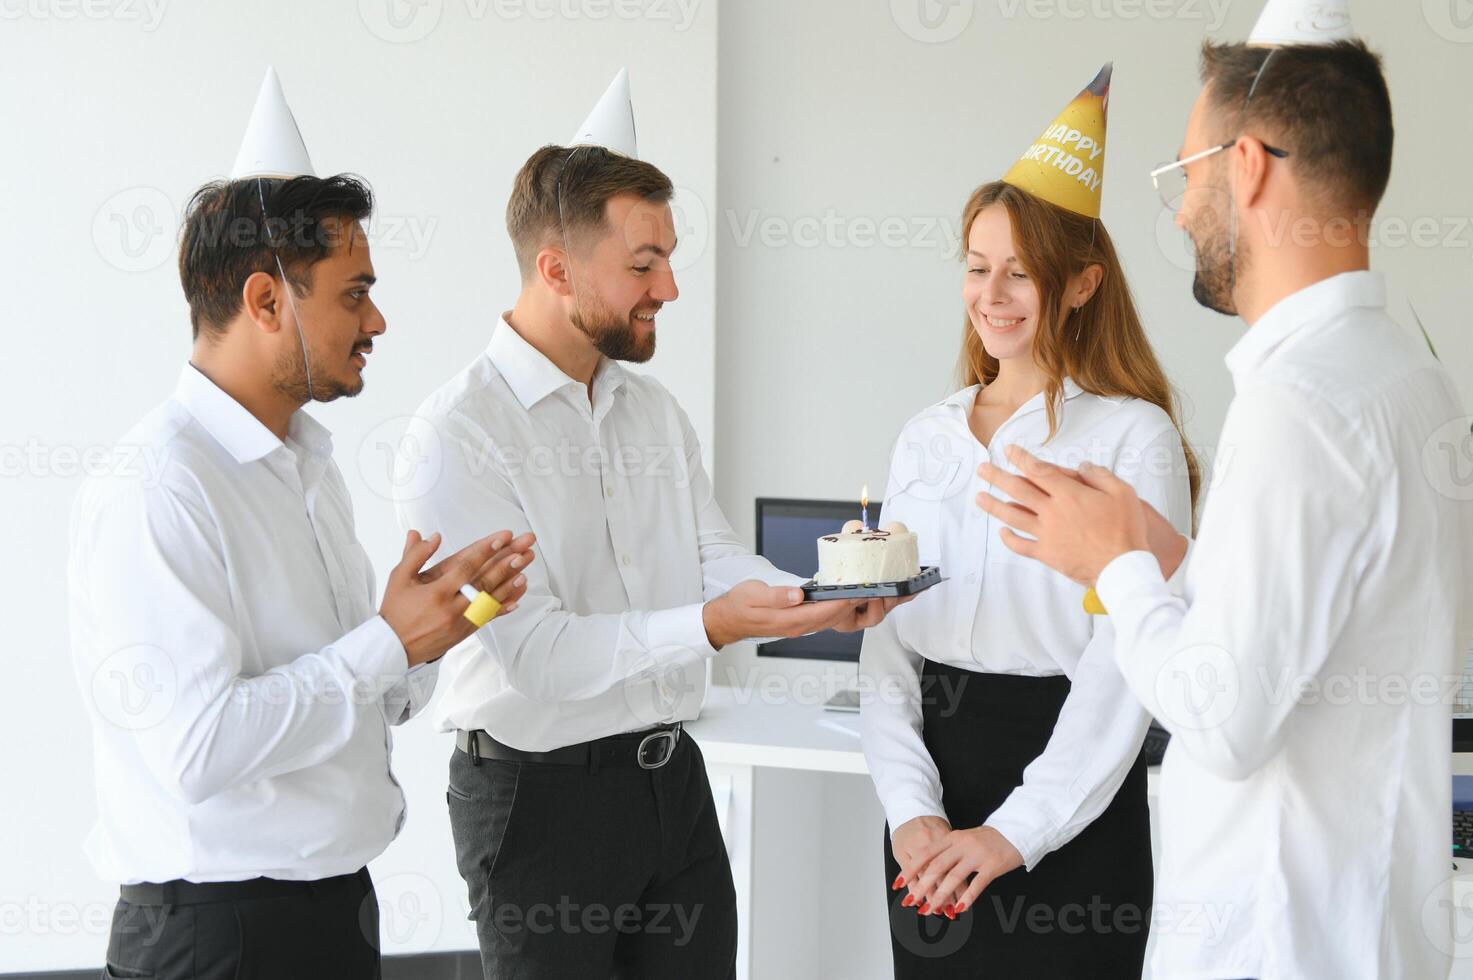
top-left (1149, 139), bottom-right (1291, 211)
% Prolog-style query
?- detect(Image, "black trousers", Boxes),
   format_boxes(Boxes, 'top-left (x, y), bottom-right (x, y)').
top-left (447, 731), bottom-right (737, 980)
top-left (884, 661), bottom-right (1154, 979)
top-left (103, 867), bottom-right (380, 979)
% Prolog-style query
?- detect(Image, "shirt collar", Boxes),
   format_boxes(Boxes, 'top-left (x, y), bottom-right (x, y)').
top-left (941, 376), bottom-right (1084, 413)
top-left (1224, 270), bottom-right (1385, 387)
top-left (174, 364), bottom-right (332, 465)
top-left (486, 313), bottom-right (626, 411)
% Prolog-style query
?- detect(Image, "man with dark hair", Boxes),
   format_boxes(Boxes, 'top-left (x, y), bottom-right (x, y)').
top-left (71, 69), bottom-right (534, 980)
top-left (400, 72), bottom-right (903, 978)
top-left (971, 5), bottom-right (1473, 979)
top-left (1182, 37), bottom-right (1394, 317)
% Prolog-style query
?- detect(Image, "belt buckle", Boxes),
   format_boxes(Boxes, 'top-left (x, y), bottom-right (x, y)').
top-left (637, 727), bottom-right (679, 769)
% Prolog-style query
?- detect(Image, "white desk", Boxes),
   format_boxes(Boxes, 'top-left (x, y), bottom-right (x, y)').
top-left (687, 684), bottom-right (888, 979)
top-left (690, 681), bottom-right (868, 773)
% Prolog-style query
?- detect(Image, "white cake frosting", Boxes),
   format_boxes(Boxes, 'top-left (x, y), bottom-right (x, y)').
top-left (814, 520), bottom-right (920, 586)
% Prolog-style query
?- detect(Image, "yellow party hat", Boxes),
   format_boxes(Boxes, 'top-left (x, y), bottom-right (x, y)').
top-left (1001, 63), bottom-right (1112, 219)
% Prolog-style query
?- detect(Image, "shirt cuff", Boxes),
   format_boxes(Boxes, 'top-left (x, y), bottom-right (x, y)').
top-left (1095, 550), bottom-right (1168, 610)
top-left (343, 615), bottom-right (411, 699)
top-left (883, 796), bottom-right (949, 835)
top-left (646, 603), bottom-right (719, 660)
top-left (983, 794), bottom-right (1057, 871)
top-left (402, 657), bottom-right (441, 700)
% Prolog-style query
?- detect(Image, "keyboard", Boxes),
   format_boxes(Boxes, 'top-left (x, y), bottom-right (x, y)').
top-left (1456, 809), bottom-right (1473, 860)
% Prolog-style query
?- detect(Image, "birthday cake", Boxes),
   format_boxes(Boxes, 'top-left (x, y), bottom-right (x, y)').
top-left (814, 521), bottom-right (921, 586)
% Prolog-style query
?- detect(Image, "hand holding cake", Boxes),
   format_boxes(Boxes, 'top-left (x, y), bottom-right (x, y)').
top-left (701, 579), bottom-right (907, 650)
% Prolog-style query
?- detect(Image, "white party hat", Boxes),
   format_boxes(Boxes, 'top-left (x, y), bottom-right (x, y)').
top-left (569, 68), bottom-right (638, 159)
top-left (1248, 0), bottom-right (1354, 46)
top-left (229, 67), bottom-right (315, 179)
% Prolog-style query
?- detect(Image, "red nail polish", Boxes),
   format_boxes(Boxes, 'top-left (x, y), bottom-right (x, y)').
top-left (891, 874), bottom-right (905, 891)
top-left (901, 894), bottom-right (917, 908)
top-left (954, 902), bottom-right (968, 914)
top-left (918, 903), bottom-right (931, 915)
top-left (943, 905), bottom-right (956, 920)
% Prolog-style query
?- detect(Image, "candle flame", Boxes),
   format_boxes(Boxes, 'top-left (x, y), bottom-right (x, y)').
top-left (861, 483), bottom-right (869, 511)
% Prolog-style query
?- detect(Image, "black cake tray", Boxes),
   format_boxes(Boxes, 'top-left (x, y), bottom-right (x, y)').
top-left (802, 566), bottom-right (945, 602)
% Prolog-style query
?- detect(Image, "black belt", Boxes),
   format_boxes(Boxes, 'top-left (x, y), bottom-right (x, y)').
top-left (120, 868), bottom-right (369, 906)
top-left (455, 723), bottom-right (684, 771)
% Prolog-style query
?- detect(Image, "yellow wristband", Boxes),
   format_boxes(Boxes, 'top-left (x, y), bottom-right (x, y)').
top-left (459, 585), bottom-right (502, 628)
top-left (1082, 588), bottom-right (1107, 616)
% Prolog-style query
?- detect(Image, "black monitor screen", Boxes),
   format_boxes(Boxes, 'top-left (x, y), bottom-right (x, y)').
top-left (755, 497), bottom-right (867, 662)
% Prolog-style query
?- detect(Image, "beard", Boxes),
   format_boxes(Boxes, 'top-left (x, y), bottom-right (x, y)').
top-left (1190, 219), bottom-right (1240, 317)
top-left (271, 331), bottom-right (365, 404)
top-left (571, 296), bottom-right (657, 364)
top-left (1187, 170), bottom-right (1241, 317)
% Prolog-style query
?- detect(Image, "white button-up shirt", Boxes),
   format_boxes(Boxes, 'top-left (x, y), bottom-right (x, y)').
top-left (1096, 271), bottom-right (1473, 980)
top-left (398, 316), bottom-right (799, 751)
top-left (859, 379), bottom-right (1193, 868)
top-left (69, 365), bottom-right (432, 884)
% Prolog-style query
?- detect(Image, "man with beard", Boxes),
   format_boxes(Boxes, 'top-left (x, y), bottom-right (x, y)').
top-left (398, 71), bottom-right (902, 978)
top-left (969, 2), bottom-right (1473, 978)
top-left (71, 69), bottom-right (534, 980)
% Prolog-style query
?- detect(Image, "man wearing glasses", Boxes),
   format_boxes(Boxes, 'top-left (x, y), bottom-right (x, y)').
top-left (973, 13), bottom-right (1473, 980)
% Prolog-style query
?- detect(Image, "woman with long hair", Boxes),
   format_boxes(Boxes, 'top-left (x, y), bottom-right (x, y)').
top-left (859, 65), bottom-right (1198, 977)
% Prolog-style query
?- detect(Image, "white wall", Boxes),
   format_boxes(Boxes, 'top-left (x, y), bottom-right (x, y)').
top-left (711, 0), bottom-right (1473, 690)
top-left (0, 2), bottom-right (716, 971)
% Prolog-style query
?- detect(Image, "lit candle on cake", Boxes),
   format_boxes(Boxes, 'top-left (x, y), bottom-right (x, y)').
top-left (860, 484), bottom-right (870, 531)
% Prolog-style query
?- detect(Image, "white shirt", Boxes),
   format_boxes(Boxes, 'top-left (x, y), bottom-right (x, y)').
top-left (69, 365), bottom-right (433, 884)
top-left (397, 316), bottom-right (800, 750)
top-left (1096, 272), bottom-right (1473, 980)
top-left (859, 378), bottom-right (1193, 868)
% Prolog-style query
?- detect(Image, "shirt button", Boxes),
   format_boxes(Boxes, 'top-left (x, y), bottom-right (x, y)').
top-left (622, 555), bottom-right (632, 567)
top-left (605, 486), bottom-right (615, 498)
top-left (966, 573), bottom-right (978, 584)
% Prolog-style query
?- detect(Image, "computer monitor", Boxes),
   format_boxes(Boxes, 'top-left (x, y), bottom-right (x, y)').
top-left (755, 497), bottom-right (866, 662)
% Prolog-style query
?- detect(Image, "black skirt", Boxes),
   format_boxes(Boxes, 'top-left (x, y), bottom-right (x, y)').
top-left (883, 658), bottom-right (1153, 979)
